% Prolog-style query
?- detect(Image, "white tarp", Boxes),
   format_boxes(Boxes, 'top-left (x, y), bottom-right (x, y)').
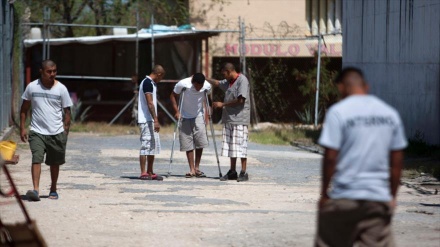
top-left (24, 31), bottom-right (203, 47)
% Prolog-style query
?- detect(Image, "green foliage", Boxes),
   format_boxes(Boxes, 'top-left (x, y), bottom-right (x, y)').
top-left (293, 51), bottom-right (339, 111)
top-left (406, 130), bottom-right (440, 158)
top-left (404, 130), bottom-right (440, 179)
top-left (23, 0), bottom-right (199, 37)
top-left (295, 106), bottom-right (322, 125)
top-left (249, 59), bottom-right (289, 122)
top-left (71, 100), bottom-right (92, 123)
top-left (249, 126), bottom-right (321, 146)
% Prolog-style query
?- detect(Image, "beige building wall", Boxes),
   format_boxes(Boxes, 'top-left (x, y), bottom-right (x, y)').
top-left (190, 0), bottom-right (342, 59)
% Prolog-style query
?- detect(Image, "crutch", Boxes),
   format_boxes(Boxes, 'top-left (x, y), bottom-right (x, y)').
top-left (204, 90), bottom-right (223, 178)
top-left (167, 88), bottom-right (186, 177)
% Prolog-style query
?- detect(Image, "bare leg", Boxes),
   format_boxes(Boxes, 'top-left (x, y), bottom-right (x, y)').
top-left (31, 163), bottom-right (41, 192)
top-left (230, 158), bottom-right (237, 171)
top-left (139, 155), bottom-right (146, 174)
top-left (147, 155), bottom-right (155, 174)
top-left (195, 148), bottom-right (203, 171)
top-left (241, 158), bottom-right (247, 172)
top-left (49, 165), bottom-right (60, 192)
top-left (186, 150), bottom-right (195, 174)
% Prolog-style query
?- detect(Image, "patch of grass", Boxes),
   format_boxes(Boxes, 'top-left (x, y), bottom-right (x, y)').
top-left (403, 159), bottom-right (440, 179)
top-left (249, 126), bottom-right (321, 146)
top-left (70, 122), bottom-right (176, 135)
top-left (402, 131), bottom-right (440, 179)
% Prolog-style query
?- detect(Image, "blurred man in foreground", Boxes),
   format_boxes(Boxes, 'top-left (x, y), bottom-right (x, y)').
top-left (315, 67), bottom-right (407, 246)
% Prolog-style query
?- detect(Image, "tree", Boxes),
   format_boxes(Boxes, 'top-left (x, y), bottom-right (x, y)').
top-left (27, 0), bottom-right (88, 37)
top-left (249, 59), bottom-right (289, 122)
top-left (293, 51), bottom-right (339, 113)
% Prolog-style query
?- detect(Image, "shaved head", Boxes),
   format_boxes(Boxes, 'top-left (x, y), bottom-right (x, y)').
top-left (149, 64), bottom-right (165, 83)
top-left (335, 67), bottom-right (368, 97)
top-left (40, 59), bottom-right (56, 70)
top-left (222, 63), bottom-right (236, 72)
top-left (335, 67), bottom-right (365, 86)
top-left (152, 65), bottom-right (165, 75)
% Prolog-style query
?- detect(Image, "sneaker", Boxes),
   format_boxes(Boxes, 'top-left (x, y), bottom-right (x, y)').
top-left (220, 170), bottom-right (238, 181)
top-left (237, 171), bottom-right (249, 182)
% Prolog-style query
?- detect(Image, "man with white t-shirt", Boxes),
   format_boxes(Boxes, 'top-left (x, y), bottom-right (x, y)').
top-left (170, 73), bottom-right (211, 178)
top-left (137, 65), bottom-right (165, 180)
top-left (20, 60), bottom-right (73, 201)
top-left (315, 67), bottom-right (407, 247)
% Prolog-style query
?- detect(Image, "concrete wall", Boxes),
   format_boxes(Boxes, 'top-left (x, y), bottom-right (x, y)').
top-left (343, 0), bottom-right (440, 144)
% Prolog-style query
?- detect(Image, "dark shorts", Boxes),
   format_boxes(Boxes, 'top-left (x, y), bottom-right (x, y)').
top-left (29, 131), bottom-right (68, 165)
top-left (315, 199), bottom-right (394, 247)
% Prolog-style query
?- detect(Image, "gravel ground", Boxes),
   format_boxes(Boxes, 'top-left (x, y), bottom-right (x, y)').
top-left (1, 133), bottom-right (439, 247)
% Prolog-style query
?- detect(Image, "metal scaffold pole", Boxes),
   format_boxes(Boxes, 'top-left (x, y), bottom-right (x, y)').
top-left (151, 11), bottom-right (155, 70)
top-left (314, 34), bottom-right (322, 127)
top-left (135, 5), bottom-right (139, 76)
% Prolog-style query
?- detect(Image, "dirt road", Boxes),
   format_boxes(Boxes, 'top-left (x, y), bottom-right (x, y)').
top-left (1, 133), bottom-right (439, 246)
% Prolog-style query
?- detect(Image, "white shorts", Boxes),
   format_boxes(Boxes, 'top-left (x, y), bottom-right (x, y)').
top-left (221, 123), bottom-right (248, 158)
top-left (139, 122), bottom-right (160, 155)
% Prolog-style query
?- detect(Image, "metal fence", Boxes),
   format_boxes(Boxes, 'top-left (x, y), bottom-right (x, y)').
top-left (233, 17), bottom-right (342, 125)
top-left (0, 0), bottom-right (14, 134)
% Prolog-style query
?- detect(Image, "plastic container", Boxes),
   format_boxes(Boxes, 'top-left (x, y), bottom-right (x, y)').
top-left (0, 140), bottom-right (17, 160)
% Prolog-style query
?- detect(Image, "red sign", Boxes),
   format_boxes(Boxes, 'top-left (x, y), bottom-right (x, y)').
top-left (224, 43), bottom-right (342, 57)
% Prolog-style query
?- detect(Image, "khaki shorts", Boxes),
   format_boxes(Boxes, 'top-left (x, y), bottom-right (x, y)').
top-left (315, 199), bottom-right (394, 247)
top-left (29, 130), bottom-right (68, 165)
top-left (139, 122), bottom-right (160, 155)
top-left (179, 116), bottom-right (208, 151)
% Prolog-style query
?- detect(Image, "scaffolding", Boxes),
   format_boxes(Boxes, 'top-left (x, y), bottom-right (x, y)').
top-left (22, 9), bottom-right (244, 125)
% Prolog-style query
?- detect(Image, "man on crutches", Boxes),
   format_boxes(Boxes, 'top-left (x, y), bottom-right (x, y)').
top-left (170, 73), bottom-right (211, 178)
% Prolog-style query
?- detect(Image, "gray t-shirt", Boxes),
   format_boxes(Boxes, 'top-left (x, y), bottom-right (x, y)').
top-left (218, 74), bottom-right (250, 125)
top-left (22, 79), bottom-right (73, 135)
top-left (318, 95), bottom-right (407, 202)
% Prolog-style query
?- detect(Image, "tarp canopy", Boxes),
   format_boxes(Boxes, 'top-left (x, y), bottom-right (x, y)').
top-left (24, 29), bottom-right (218, 47)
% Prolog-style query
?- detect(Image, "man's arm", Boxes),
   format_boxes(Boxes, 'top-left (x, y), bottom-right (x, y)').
top-left (64, 107), bottom-right (71, 135)
top-left (20, 100), bottom-right (31, 142)
top-left (206, 78), bottom-right (220, 87)
top-left (170, 91), bottom-right (180, 119)
top-left (389, 150), bottom-right (404, 208)
top-left (319, 148), bottom-right (339, 208)
top-left (213, 96), bottom-right (245, 109)
top-left (145, 93), bottom-right (160, 132)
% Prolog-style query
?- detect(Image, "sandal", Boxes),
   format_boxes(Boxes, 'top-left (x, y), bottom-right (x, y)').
top-left (140, 173), bottom-right (164, 181)
top-left (185, 172), bottom-right (195, 178)
top-left (48, 191), bottom-right (59, 200)
top-left (195, 170), bottom-right (206, 178)
top-left (140, 173), bottom-right (149, 180)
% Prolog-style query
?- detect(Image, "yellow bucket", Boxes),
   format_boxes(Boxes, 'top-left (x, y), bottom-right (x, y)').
top-left (0, 141), bottom-right (17, 160)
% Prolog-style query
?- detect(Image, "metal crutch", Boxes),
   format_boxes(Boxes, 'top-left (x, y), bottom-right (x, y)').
top-left (167, 88), bottom-right (186, 177)
top-left (204, 90), bottom-right (223, 178)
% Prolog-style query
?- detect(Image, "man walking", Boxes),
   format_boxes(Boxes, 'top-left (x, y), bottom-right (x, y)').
top-left (207, 63), bottom-right (250, 182)
top-left (315, 67), bottom-right (407, 246)
top-left (20, 60), bottom-right (73, 201)
top-left (170, 73), bottom-right (211, 178)
top-left (138, 65), bottom-right (165, 180)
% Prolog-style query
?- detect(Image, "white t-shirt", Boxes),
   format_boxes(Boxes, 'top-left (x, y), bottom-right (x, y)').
top-left (138, 76), bottom-right (157, 123)
top-left (319, 95), bottom-right (408, 202)
top-left (22, 79), bottom-right (73, 135)
top-left (173, 77), bottom-right (211, 119)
